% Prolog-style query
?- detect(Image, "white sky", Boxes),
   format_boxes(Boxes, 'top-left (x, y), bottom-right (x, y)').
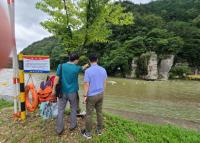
top-left (0, 0), bottom-right (151, 52)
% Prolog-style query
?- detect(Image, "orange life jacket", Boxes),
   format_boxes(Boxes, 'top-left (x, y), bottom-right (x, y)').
top-left (38, 76), bottom-right (57, 103)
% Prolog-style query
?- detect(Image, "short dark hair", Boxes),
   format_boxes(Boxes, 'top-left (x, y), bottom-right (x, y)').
top-left (89, 54), bottom-right (98, 62)
top-left (69, 53), bottom-right (79, 62)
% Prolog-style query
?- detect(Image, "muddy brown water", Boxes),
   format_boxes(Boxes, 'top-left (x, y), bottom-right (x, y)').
top-left (1, 69), bottom-right (200, 131)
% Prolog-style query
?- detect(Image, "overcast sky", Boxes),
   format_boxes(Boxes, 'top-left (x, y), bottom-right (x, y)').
top-left (1, 0), bottom-right (151, 52)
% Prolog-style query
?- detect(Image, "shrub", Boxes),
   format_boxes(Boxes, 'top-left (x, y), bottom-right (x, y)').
top-left (79, 55), bottom-right (89, 66)
top-left (170, 65), bottom-right (192, 78)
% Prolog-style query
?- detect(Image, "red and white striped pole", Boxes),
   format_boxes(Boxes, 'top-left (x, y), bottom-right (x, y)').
top-left (7, 0), bottom-right (20, 114)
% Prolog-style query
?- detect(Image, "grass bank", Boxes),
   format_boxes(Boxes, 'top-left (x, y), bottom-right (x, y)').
top-left (89, 114), bottom-right (200, 143)
top-left (0, 99), bottom-right (200, 143)
top-left (187, 75), bottom-right (200, 80)
top-left (0, 99), bottom-right (13, 110)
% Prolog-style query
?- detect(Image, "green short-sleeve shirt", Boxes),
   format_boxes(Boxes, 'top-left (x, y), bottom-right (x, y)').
top-left (56, 63), bottom-right (82, 94)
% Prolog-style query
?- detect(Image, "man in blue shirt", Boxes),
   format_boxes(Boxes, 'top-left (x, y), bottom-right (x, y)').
top-left (53, 53), bottom-right (88, 135)
top-left (81, 54), bottom-right (107, 139)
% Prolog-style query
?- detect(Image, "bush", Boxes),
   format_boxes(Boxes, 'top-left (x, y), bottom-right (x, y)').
top-left (79, 55), bottom-right (89, 66)
top-left (170, 65), bottom-right (192, 78)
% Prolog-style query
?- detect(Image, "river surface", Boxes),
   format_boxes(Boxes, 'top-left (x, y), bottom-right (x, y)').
top-left (1, 69), bottom-right (200, 130)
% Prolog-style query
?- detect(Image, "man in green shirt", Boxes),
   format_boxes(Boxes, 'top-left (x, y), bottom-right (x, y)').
top-left (53, 53), bottom-right (88, 135)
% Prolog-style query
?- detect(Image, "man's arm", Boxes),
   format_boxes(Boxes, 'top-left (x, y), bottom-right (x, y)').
top-left (82, 63), bottom-right (89, 70)
top-left (83, 82), bottom-right (89, 96)
top-left (83, 82), bottom-right (89, 104)
top-left (52, 76), bottom-right (59, 96)
top-left (83, 70), bottom-right (90, 104)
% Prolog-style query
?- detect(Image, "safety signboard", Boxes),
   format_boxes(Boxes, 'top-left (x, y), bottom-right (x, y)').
top-left (23, 55), bottom-right (50, 73)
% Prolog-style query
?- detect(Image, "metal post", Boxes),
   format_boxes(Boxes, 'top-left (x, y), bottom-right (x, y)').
top-left (18, 53), bottom-right (26, 120)
top-left (7, 0), bottom-right (19, 114)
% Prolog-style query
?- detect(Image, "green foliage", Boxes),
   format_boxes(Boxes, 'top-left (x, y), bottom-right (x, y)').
top-left (193, 15), bottom-right (200, 28)
top-left (36, 0), bottom-right (134, 53)
top-left (145, 28), bottom-right (184, 55)
top-left (146, 0), bottom-right (200, 22)
top-left (123, 36), bottom-right (147, 56)
top-left (50, 46), bottom-right (68, 69)
top-left (23, 37), bottom-right (68, 69)
top-left (109, 0), bottom-right (200, 74)
top-left (78, 55), bottom-right (88, 66)
top-left (1, 108), bottom-right (200, 143)
top-left (80, 114), bottom-right (200, 143)
top-left (22, 37), bottom-right (59, 56)
top-left (100, 36), bottom-right (147, 76)
top-left (101, 45), bottom-right (131, 77)
top-left (23, 0), bottom-right (200, 76)
top-left (167, 21), bottom-right (200, 69)
top-left (170, 65), bottom-right (192, 79)
top-left (137, 14), bottom-right (165, 30)
top-left (0, 99), bottom-right (13, 110)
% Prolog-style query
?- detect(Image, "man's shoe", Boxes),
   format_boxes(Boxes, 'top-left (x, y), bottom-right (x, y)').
top-left (96, 129), bottom-right (102, 136)
top-left (56, 129), bottom-right (64, 136)
top-left (81, 129), bottom-right (92, 139)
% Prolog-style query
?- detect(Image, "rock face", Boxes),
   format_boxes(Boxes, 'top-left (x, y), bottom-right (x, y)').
top-left (145, 52), bottom-right (158, 80)
top-left (158, 55), bottom-right (175, 80)
top-left (126, 58), bottom-right (138, 78)
top-left (128, 53), bottom-right (174, 80)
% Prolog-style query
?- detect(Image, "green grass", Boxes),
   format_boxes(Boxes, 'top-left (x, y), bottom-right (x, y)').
top-left (0, 99), bottom-right (13, 110)
top-left (1, 100), bottom-right (200, 143)
top-left (81, 114), bottom-right (200, 143)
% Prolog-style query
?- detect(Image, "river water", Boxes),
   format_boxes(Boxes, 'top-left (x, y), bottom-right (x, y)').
top-left (1, 69), bottom-right (200, 129)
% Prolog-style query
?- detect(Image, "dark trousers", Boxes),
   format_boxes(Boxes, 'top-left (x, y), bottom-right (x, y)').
top-left (56, 93), bottom-right (77, 134)
top-left (77, 92), bottom-right (80, 113)
top-left (86, 93), bottom-right (103, 133)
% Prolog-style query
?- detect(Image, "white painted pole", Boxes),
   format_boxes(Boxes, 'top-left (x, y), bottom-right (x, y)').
top-left (7, 0), bottom-right (19, 114)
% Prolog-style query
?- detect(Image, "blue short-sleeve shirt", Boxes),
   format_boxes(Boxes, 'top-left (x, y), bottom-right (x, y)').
top-left (84, 64), bottom-right (107, 96)
top-left (56, 63), bottom-right (82, 94)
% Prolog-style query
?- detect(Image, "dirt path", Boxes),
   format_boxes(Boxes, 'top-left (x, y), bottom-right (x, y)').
top-left (105, 108), bottom-right (200, 132)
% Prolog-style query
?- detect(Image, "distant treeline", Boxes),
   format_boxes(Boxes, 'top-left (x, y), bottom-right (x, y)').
top-left (23, 0), bottom-right (200, 76)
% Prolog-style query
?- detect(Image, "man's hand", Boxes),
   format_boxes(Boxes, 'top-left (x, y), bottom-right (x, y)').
top-left (83, 82), bottom-right (89, 104)
top-left (83, 96), bottom-right (87, 104)
top-left (82, 63), bottom-right (89, 70)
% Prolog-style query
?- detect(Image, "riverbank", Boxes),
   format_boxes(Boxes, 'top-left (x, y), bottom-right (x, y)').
top-left (0, 100), bottom-right (200, 143)
top-left (1, 69), bottom-right (200, 131)
top-left (187, 75), bottom-right (200, 80)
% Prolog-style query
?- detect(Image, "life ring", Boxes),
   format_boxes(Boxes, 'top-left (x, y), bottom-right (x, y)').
top-left (25, 83), bottom-right (39, 112)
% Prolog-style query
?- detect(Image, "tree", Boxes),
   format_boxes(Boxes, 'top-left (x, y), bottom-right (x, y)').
top-left (145, 28), bottom-right (184, 56)
top-left (193, 15), bottom-right (200, 28)
top-left (36, 0), bottom-right (134, 54)
top-left (101, 46), bottom-right (131, 77)
top-left (22, 0), bottom-right (200, 75)
top-left (167, 21), bottom-right (200, 69)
